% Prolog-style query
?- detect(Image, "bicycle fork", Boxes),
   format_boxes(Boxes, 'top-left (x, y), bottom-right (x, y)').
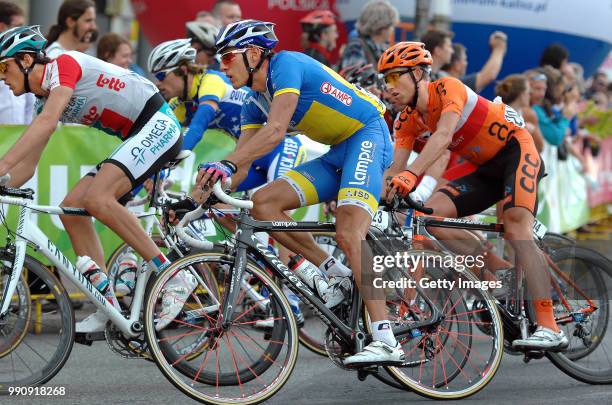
top-left (0, 209), bottom-right (28, 317)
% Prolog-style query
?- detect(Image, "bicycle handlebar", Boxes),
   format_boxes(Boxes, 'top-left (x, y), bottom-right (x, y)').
top-left (379, 194), bottom-right (434, 215)
top-left (175, 179), bottom-right (253, 249)
top-left (210, 181), bottom-right (253, 210)
top-left (403, 194), bottom-right (434, 215)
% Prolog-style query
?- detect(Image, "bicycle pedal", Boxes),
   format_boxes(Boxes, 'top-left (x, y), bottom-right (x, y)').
top-left (357, 366), bottom-right (378, 381)
top-left (522, 350), bottom-right (545, 362)
top-left (74, 331), bottom-right (105, 346)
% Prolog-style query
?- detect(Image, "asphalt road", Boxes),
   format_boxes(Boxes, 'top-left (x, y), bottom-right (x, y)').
top-left (4, 338), bottom-right (611, 405)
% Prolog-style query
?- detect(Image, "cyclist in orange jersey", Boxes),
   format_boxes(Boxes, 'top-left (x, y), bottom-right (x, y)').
top-left (381, 42), bottom-right (568, 351)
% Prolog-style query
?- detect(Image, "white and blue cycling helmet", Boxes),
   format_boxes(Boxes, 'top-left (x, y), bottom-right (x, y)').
top-left (215, 19), bottom-right (278, 54)
top-left (215, 20), bottom-right (278, 87)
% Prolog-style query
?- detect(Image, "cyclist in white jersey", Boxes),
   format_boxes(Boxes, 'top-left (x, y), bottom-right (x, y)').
top-left (0, 26), bottom-right (184, 335)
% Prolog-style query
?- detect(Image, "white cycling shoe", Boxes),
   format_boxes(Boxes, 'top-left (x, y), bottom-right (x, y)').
top-left (155, 270), bottom-right (197, 331)
top-left (512, 326), bottom-right (569, 351)
top-left (76, 309), bottom-right (109, 333)
top-left (324, 276), bottom-right (352, 309)
top-left (343, 341), bottom-right (405, 367)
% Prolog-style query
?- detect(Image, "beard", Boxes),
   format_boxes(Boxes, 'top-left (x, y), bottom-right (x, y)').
top-left (73, 25), bottom-right (99, 44)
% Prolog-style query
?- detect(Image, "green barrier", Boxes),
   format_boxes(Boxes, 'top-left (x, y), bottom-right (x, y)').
top-left (0, 125), bottom-right (236, 264)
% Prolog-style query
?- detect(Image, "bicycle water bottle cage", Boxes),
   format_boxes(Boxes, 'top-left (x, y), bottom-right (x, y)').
top-left (0, 186), bottom-right (34, 200)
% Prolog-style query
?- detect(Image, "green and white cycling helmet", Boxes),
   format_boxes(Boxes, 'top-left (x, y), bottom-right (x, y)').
top-left (0, 25), bottom-right (47, 93)
top-left (0, 25), bottom-right (46, 60)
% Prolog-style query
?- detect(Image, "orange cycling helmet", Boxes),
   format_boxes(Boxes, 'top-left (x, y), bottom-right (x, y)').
top-left (378, 41), bottom-right (432, 73)
top-left (300, 10), bottom-right (336, 27)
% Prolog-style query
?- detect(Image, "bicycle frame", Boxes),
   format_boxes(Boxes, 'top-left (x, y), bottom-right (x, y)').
top-left (220, 212), bottom-right (443, 348)
top-left (399, 210), bottom-right (599, 340)
top-left (0, 195), bottom-right (150, 338)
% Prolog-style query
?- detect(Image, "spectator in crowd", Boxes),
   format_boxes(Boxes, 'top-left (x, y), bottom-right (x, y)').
top-left (97, 32), bottom-right (132, 69)
top-left (212, 0), bottom-right (242, 27)
top-left (539, 42), bottom-right (579, 89)
top-left (526, 69), bottom-right (547, 106)
top-left (339, 0), bottom-right (398, 71)
top-left (186, 20), bottom-right (220, 68)
top-left (300, 10), bottom-right (338, 67)
top-left (580, 90), bottom-right (611, 138)
top-left (568, 62), bottom-right (586, 94)
top-left (539, 43), bottom-right (569, 71)
top-left (0, 1), bottom-right (35, 125)
top-left (45, 0), bottom-right (98, 58)
top-left (96, 32), bottom-right (146, 76)
top-left (585, 71), bottom-right (609, 99)
top-left (531, 66), bottom-right (577, 148)
top-left (495, 74), bottom-right (545, 151)
top-left (421, 29), bottom-right (454, 80)
top-left (195, 10), bottom-right (220, 27)
top-left (440, 31), bottom-right (508, 93)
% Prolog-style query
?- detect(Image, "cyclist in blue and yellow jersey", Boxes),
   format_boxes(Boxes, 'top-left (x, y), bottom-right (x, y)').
top-left (198, 20), bottom-right (402, 366)
top-left (147, 38), bottom-right (306, 194)
top-left (147, 38), bottom-right (307, 330)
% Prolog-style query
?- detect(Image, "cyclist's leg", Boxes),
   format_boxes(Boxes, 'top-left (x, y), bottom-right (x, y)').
top-left (426, 158), bottom-right (511, 273)
top-left (264, 136), bottom-right (307, 263)
top-left (60, 172), bottom-right (106, 268)
top-left (78, 103), bottom-right (182, 264)
top-left (497, 133), bottom-right (561, 336)
top-left (251, 156), bottom-right (340, 266)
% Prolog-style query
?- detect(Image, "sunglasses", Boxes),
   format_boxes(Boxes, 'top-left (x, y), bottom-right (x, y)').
top-left (0, 59), bottom-right (12, 74)
top-left (153, 68), bottom-right (177, 82)
top-left (530, 73), bottom-right (547, 82)
top-left (383, 70), bottom-right (409, 86)
top-left (220, 48), bottom-right (249, 65)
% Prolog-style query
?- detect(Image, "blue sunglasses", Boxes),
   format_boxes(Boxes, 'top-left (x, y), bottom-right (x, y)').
top-left (154, 68), bottom-right (177, 82)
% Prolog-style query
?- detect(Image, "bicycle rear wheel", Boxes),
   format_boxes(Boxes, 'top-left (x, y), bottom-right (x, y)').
top-left (144, 251), bottom-right (299, 405)
top-left (537, 246), bottom-right (612, 384)
top-left (364, 248), bottom-right (504, 399)
top-left (0, 251), bottom-right (74, 390)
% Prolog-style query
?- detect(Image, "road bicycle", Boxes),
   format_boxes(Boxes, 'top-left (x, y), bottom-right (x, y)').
top-left (371, 196), bottom-right (612, 386)
top-left (141, 182), bottom-right (505, 403)
top-left (0, 151), bottom-right (221, 391)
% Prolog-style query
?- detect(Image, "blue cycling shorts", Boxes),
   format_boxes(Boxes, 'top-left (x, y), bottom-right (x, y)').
top-left (280, 117), bottom-right (393, 218)
top-left (238, 135), bottom-right (307, 192)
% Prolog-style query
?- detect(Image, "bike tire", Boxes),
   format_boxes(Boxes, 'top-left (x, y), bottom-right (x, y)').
top-left (0, 252), bottom-right (75, 390)
top-left (536, 246), bottom-right (612, 384)
top-left (144, 251), bottom-right (299, 404)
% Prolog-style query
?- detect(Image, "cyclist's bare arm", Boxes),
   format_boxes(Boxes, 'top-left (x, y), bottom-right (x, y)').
top-left (0, 86), bottom-right (73, 185)
top-left (407, 111), bottom-right (460, 175)
top-left (385, 147), bottom-right (412, 178)
top-left (225, 92), bottom-right (298, 167)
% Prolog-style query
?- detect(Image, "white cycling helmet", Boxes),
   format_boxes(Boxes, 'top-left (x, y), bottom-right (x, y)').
top-left (186, 21), bottom-right (219, 50)
top-left (147, 38), bottom-right (196, 74)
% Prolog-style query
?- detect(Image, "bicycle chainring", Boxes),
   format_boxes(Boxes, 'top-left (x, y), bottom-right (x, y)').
top-left (104, 322), bottom-right (150, 360)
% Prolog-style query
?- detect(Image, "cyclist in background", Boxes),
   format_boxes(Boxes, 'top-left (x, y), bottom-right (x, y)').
top-left (380, 42), bottom-right (568, 350)
top-left (0, 26), bottom-right (182, 336)
top-left (147, 38), bottom-right (307, 329)
top-left (300, 10), bottom-right (338, 67)
top-left (186, 20), bottom-right (220, 69)
top-left (198, 20), bottom-right (403, 366)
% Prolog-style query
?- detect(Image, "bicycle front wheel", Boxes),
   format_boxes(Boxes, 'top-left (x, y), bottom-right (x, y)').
top-left (144, 251), bottom-right (299, 405)
top-left (0, 252), bottom-right (74, 390)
